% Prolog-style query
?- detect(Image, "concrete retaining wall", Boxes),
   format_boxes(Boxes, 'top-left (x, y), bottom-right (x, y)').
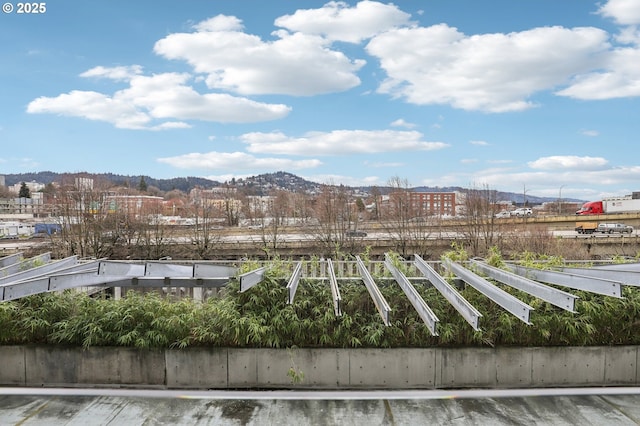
top-left (1, 345), bottom-right (637, 389)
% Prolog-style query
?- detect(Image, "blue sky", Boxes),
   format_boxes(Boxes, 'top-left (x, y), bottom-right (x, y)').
top-left (1, 0), bottom-right (639, 200)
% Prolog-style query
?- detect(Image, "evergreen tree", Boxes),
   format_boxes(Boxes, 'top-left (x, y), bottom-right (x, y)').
top-left (18, 182), bottom-right (31, 198)
top-left (138, 176), bottom-right (148, 192)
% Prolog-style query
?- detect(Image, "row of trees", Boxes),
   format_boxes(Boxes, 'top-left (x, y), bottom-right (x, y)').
top-left (35, 175), bottom-right (535, 261)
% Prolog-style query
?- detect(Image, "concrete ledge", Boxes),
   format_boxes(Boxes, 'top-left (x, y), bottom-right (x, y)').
top-left (166, 347), bottom-right (227, 389)
top-left (24, 346), bottom-right (165, 387)
top-left (0, 346), bottom-right (26, 385)
top-left (438, 347), bottom-right (497, 388)
top-left (0, 345), bottom-right (637, 389)
top-left (530, 346), bottom-right (606, 387)
top-left (605, 345), bottom-right (637, 385)
top-left (350, 348), bottom-right (436, 388)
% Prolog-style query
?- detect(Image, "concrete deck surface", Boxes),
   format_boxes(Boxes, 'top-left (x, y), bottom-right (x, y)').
top-left (2, 388), bottom-right (640, 425)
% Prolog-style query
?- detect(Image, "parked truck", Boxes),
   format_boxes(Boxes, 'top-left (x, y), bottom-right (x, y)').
top-left (575, 221), bottom-right (633, 234)
top-left (596, 223), bottom-right (634, 234)
top-left (575, 222), bottom-right (598, 234)
top-left (576, 193), bottom-right (640, 215)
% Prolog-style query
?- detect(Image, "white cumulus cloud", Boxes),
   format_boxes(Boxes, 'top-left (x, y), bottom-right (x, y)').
top-left (154, 15), bottom-right (365, 96)
top-left (367, 24), bottom-right (611, 112)
top-left (304, 173), bottom-right (382, 186)
top-left (390, 119), bottom-right (416, 128)
top-left (527, 155), bottom-right (609, 170)
top-left (27, 90), bottom-right (155, 130)
top-left (597, 0), bottom-right (640, 26)
top-left (274, 0), bottom-right (412, 43)
top-left (241, 130), bottom-right (449, 156)
top-left (80, 65), bottom-right (144, 81)
top-left (27, 70), bottom-right (291, 129)
top-left (157, 151), bottom-right (322, 171)
top-left (556, 47), bottom-right (640, 99)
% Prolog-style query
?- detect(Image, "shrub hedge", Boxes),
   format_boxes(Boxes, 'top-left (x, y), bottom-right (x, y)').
top-left (1, 265), bottom-right (639, 349)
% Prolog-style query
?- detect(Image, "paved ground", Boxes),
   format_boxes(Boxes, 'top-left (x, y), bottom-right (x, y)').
top-left (2, 387), bottom-right (640, 425)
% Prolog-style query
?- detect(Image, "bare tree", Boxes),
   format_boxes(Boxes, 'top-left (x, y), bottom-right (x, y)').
top-left (313, 184), bottom-right (363, 258)
top-left (457, 184), bottom-right (502, 257)
top-left (53, 176), bottom-right (116, 258)
top-left (136, 202), bottom-right (173, 260)
top-left (381, 176), bottom-right (412, 257)
top-left (289, 190), bottom-right (312, 225)
top-left (378, 176), bottom-right (436, 258)
top-left (189, 192), bottom-right (222, 260)
top-left (239, 190), bottom-right (292, 257)
top-left (213, 185), bottom-right (242, 227)
top-left (369, 186), bottom-right (381, 221)
top-left (0, 185), bottom-right (13, 198)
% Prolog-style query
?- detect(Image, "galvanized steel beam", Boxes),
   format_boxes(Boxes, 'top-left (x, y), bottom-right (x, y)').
top-left (327, 259), bottom-right (342, 316)
top-left (508, 264), bottom-right (623, 298)
top-left (2, 268), bottom-right (100, 301)
top-left (414, 254), bottom-right (481, 331)
top-left (594, 262), bottom-right (640, 271)
top-left (239, 267), bottom-right (266, 293)
top-left (100, 261), bottom-right (236, 280)
top-left (286, 262), bottom-right (303, 304)
top-left (120, 277), bottom-right (229, 288)
top-left (0, 252), bottom-right (51, 277)
top-left (0, 259), bottom-right (94, 301)
top-left (144, 262), bottom-right (194, 277)
top-left (98, 261), bottom-right (145, 276)
top-left (0, 252), bottom-right (23, 268)
top-left (48, 271), bottom-right (118, 292)
top-left (0, 256), bottom-right (80, 286)
top-left (2, 259), bottom-right (238, 301)
top-left (59, 274), bottom-right (228, 291)
top-left (470, 260), bottom-right (577, 312)
top-left (443, 259), bottom-right (533, 324)
top-left (356, 256), bottom-right (391, 326)
top-left (385, 254), bottom-right (438, 336)
top-left (193, 264), bottom-right (237, 278)
top-left (554, 266), bottom-right (640, 287)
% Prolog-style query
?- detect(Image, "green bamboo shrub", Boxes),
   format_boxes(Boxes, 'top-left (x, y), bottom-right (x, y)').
top-left (10, 292), bottom-right (79, 344)
top-left (50, 292), bottom-right (196, 349)
top-left (0, 299), bottom-right (20, 344)
top-left (1, 257), bottom-right (640, 348)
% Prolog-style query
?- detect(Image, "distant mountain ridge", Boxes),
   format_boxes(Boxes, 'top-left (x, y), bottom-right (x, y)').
top-left (2, 171), bottom-right (580, 203)
top-left (3, 171), bottom-right (221, 193)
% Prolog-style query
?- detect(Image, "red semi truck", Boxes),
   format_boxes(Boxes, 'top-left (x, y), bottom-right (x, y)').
top-left (576, 195), bottom-right (640, 215)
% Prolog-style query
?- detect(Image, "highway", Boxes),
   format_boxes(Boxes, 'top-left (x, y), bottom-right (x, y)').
top-left (159, 229), bottom-right (637, 243)
top-left (1, 224), bottom-right (638, 259)
top-left (0, 228), bottom-right (637, 248)
top-left (2, 387), bottom-right (640, 425)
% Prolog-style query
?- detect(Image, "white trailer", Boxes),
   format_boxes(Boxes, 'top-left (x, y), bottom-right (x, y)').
top-left (602, 197), bottom-right (640, 213)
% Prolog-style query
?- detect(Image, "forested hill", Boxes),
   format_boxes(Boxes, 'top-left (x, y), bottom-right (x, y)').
top-left (3, 172), bottom-right (220, 193)
top-left (2, 170), bottom-right (574, 203)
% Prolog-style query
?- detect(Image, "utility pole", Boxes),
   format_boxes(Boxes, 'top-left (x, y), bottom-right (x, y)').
top-left (558, 185), bottom-right (565, 215)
